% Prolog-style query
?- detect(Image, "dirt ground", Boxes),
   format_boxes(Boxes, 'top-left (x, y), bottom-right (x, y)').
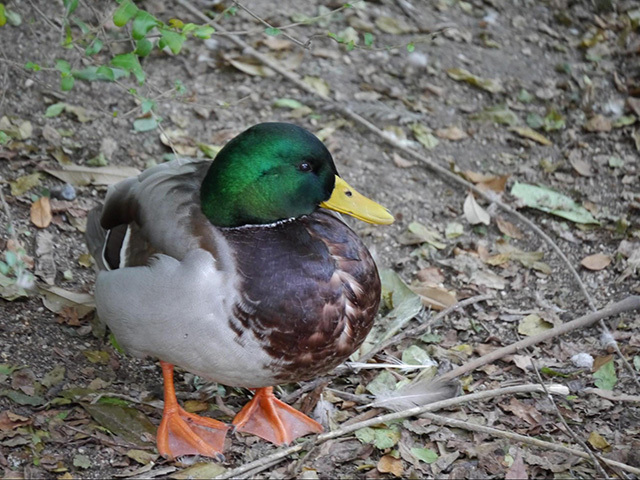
top-left (1, 0), bottom-right (639, 478)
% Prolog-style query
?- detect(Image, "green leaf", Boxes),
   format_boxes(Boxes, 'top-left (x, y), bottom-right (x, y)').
top-left (24, 61), bottom-right (41, 71)
top-left (133, 116), bottom-right (160, 132)
top-left (72, 17), bottom-right (90, 34)
top-left (593, 359), bottom-right (617, 390)
top-left (169, 463), bottom-right (226, 479)
top-left (364, 32), bottom-right (374, 46)
top-left (45, 102), bottom-right (67, 118)
top-left (159, 28), bottom-right (186, 54)
top-left (135, 38), bottom-right (153, 57)
top-left (81, 403), bottom-right (156, 444)
top-left (0, 4), bottom-right (6, 27)
top-left (55, 59), bottom-right (71, 75)
top-left (542, 108), bottom-right (565, 131)
top-left (264, 27), bottom-right (281, 36)
top-left (72, 65), bottom-right (125, 82)
top-left (83, 350), bottom-right (110, 364)
top-left (63, 24), bottom-right (73, 48)
top-left (132, 10), bottom-right (159, 40)
top-left (73, 454), bottom-right (91, 469)
top-left (63, 0), bottom-right (79, 15)
top-left (198, 143), bottom-right (222, 159)
top-left (85, 38), bottom-right (103, 56)
top-left (193, 25), bottom-right (215, 39)
top-left (95, 65), bottom-right (116, 81)
top-left (113, 0), bottom-right (138, 27)
top-left (41, 365), bottom-right (66, 388)
top-left (366, 370), bottom-right (397, 395)
top-left (0, 363), bottom-right (18, 375)
top-left (406, 42), bottom-right (415, 52)
top-left (140, 98), bottom-right (156, 114)
top-left (97, 396), bottom-right (130, 406)
top-left (411, 447), bottom-right (438, 463)
top-left (510, 182), bottom-right (599, 224)
top-left (517, 89), bottom-right (534, 103)
top-left (355, 426), bottom-right (401, 449)
top-left (402, 345), bottom-right (433, 366)
top-left (470, 105), bottom-right (519, 126)
top-left (0, 131), bottom-right (9, 145)
top-left (0, 388), bottom-right (46, 406)
top-left (446, 67), bottom-right (504, 94)
top-left (110, 53), bottom-right (145, 84)
top-left (410, 123), bottom-right (439, 150)
top-left (60, 75), bottom-right (75, 91)
top-left (526, 113), bottom-right (544, 129)
top-left (273, 98), bottom-right (304, 109)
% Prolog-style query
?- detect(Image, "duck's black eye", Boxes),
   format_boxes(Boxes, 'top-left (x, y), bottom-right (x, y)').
top-left (298, 161), bottom-right (312, 172)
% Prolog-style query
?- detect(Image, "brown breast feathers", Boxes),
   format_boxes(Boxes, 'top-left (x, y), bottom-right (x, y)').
top-left (222, 211), bottom-right (381, 383)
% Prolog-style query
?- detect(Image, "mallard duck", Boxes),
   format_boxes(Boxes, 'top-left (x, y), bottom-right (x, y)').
top-left (85, 122), bottom-right (394, 459)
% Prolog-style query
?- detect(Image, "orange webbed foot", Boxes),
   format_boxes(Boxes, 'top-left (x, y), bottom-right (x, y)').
top-left (232, 387), bottom-right (323, 445)
top-left (157, 362), bottom-right (229, 460)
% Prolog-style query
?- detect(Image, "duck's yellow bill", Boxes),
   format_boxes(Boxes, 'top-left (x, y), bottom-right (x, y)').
top-left (320, 176), bottom-right (395, 225)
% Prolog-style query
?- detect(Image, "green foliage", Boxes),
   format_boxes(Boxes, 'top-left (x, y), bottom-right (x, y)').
top-left (593, 360), bottom-right (617, 390)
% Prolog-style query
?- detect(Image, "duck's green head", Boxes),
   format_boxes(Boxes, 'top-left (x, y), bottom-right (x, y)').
top-left (200, 122), bottom-right (394, 228)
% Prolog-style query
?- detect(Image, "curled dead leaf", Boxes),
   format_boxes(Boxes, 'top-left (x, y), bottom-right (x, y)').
top-left (581, 253), bottom-right (611, 271)
top-left (377, 454), bottom-right (404, 477)
top-left (463, 193), bottom-right (490, 225)
top-left (30, 197), bottom-right (52, 228)
top-left (411, 284), bottom-right (457, 311)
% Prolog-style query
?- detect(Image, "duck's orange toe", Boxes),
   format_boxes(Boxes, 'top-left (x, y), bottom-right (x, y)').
top-left (232, 387), bottom-right (323, 445)
top-left (157, 362), bottom-right (228, 460)
top-left (157, 406), bottom-right (228, 460)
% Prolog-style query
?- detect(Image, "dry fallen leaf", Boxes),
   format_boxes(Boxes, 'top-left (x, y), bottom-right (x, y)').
top-left (35, 230), bottom-right (56, 285)
top-left (509, 126), bottom-right (552, 145)
top-left (303, 76), bottom-right (330, 97)
top-left (223, 54), bottom-right (275, 77)
top-left (588, 431), bottom-right (611, 451)
top-left (581, 253), bottom-right (611, 271)
top-left (10, 172), bottom-right (42, 196)
top-left (463, 192), bottom-right (490, 225)
top-left (518, 314), bottom-right (553, 336)
top-left (435, 126), bottom-right (468, 141)
top-left (377, 454), bottom-right (404, 477)
top-left (479, 174), bottom-right (510, 193)
top-left (584, 114), bottom-right (612, 132)
top-left (569, 156), bottom-right (594, 177)
top-left (505, 450), bottom-right (528, 480)
top-left (411, 283), bottom-right (457, 311)
top-left (30, 197), bottom-right (52, 228)
top-left (45, 165), bottom-right (140, 186)
top-left (496, 216), bottom-right (524, 239)
top-left (392, 152), bottom-right (417, 168)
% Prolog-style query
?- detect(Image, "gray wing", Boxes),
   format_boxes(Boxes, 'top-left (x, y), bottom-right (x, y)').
top-left (98, 158), bottom-right (210, 261)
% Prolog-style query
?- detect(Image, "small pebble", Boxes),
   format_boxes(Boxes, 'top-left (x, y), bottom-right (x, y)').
top-left (51, 183), bottom-right (77, 201)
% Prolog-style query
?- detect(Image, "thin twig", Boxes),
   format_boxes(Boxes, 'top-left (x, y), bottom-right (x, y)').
top-left (531, 359), bottom-right (610, 479)
top-left (439, 296), bottom-right (640, 382)
top-left (215, 383), bottom-right (569, 479)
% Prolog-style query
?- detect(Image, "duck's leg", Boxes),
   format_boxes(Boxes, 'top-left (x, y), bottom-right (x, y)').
top-left (232, 387), bottom-right (323, 445)
top-left (156, 362), bottom-right (229, 460)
